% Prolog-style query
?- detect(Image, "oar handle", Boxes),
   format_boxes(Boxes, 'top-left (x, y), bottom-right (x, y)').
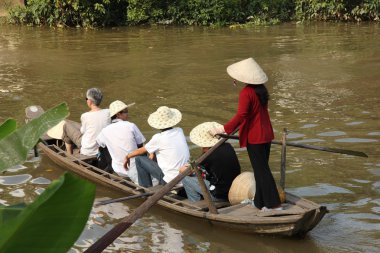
top-left (95, 192), bottom-right (153, 207)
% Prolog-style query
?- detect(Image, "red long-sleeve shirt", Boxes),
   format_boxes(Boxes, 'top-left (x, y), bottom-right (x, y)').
top-left (224, 85), bottom-right (274, 147)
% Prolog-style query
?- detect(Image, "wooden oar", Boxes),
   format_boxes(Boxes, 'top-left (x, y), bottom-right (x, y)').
top-left (217, 134), bottom-right (368, 158)
top-left (84, 129), bottom-right (238, 253)
top-left (95, 192), bottom-right (153, 207)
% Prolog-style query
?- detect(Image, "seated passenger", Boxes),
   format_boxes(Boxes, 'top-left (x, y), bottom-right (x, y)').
top-left (62, 88), bottom-right (110, 156)
top-left (180, 122), bottom-right (241, 202)
top-left (96, 100), bottom-right (145, 183)
top-left (124, 106), bottom-right (190, 188)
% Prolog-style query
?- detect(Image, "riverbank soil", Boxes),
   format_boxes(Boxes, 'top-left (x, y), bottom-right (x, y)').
top-left (0, 0), bottom-right (23, 17)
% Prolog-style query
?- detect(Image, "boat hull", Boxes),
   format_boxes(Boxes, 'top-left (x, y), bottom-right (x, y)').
top-left (38, 142), bottom-right (327, 237)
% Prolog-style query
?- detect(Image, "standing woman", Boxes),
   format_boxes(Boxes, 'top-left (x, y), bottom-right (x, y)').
top-left (210, 58), bottom-right (281, 211)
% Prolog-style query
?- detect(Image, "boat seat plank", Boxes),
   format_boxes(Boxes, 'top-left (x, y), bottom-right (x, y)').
top-left (257, 204), bottom-right (307, 217)
top-left (220, 203), bottom-right (306, 218)
top-left (69, 153), bottom-right (96, 162)
top-left (146, 184), bottom-right (184, 193)
top-left (182, 199), bottom-right (231, 210)
top-left (52, 145), bottom-right (96, 162)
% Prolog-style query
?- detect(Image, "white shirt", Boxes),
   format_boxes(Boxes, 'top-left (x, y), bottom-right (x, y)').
top-left (80, 109), bottom-right (110, 156)
top-left (145, 127), bottom-right (190, 183)
top-left (96, 119), bottom-right (145, 183)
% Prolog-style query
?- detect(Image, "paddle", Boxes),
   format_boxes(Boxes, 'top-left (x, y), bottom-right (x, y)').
top-left (84, 129), bottom-right (239, 253)
top-left (95, 192), bottom-right (153, 207)
top-left (217, 134), bottom-right (368, 158)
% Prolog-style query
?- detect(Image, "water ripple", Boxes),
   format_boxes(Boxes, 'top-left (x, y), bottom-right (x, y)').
top-left (301, 124), bottom-right (319, 128)
top-left (345, 121), bottom-right (364, 126)
top-left (335, 138), bottom-right (377, 143)
top-left (9, 189), bottom-right (25, 198)
top-left (5, 164), bottom-right (27, 173)
top-left (0, 174), bottom-right (32, 185)
top-left (30, 177), bottom-right (51, 185)
top-left (318, 131), bottom-right (346, 137)
top-left (289, 183), bottom-right (353, 197)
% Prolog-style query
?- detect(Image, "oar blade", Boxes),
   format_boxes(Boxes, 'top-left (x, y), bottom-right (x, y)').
top-left (272, 140), bottom-right (368, 158)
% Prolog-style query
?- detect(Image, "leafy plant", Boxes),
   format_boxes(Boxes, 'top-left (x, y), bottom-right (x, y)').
top-left (0, 103), bottom-right (96, 253)
top-left (0, 173), bottom-right (95, 253)
top-left (0, 103), bottom-right (69, 171)
top-left (0, 119), bottom-right (17, 140)
top-left (295, 0), bottom-right (380, 22)
top-left (7, 0), bottom-right (380, 27)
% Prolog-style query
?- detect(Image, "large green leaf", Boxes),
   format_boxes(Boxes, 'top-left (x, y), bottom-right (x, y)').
top-left (0, 119), bottom-right (17, 140)
top-left (0, 203), bottom-right (26, 226)
top-left (0, 103), bottom-right (69, 171)
top-left (0, 172), bottom-right (96, 253)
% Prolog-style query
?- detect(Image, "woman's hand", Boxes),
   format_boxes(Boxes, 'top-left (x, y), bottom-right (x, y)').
top-left (208, 125), bottom-right (225, 137)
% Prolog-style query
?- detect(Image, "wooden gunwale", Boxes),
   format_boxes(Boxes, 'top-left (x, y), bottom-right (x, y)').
top-left (38, 142), bottom-right (327, 236)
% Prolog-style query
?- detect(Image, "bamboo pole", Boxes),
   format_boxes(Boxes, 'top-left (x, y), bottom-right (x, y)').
top-left (280, 128), bottom-right (287, 190)
top-left (95, 192), bottom-right (153, 207)
top-left (191, 161), bottom-right (218, 214)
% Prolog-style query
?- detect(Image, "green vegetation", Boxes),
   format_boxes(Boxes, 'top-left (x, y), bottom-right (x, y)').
top-left (295, 0), bottom-right (380, 22)
top-left (0, 103), bottom-right (68, 170)
top-left (0, 103), bottom-right (96, 252)
top-left (0, 173), bottom-right (96, 253)
top-left (6, 0), bottom-right (380, 27)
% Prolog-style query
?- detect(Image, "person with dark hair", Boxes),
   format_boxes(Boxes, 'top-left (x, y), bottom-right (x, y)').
top-left (96, 100), bottom-right (145, 183)
top-left (209, 58), bottom-right (282, 211)
top-left (62, 87), bottom-right (110, 156)
top-left (180, 122), bottom-right (241, 202)
top-left (124, 106), bottom-right (190, 188)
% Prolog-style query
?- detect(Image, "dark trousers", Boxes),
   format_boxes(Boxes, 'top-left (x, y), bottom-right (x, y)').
top-left (247, 143), bottom-right (280, 209)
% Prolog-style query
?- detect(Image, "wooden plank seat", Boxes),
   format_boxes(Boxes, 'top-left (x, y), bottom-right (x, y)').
top-left (147, 184), bottom-right (184, 193)
top-left (70, 152), bottom-right (96, 162)
top-left (182, 199), bottom-right (231, 210)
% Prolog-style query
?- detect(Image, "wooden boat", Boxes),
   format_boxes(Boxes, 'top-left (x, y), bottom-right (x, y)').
top-left (38, 138), bottom-right (327, 237)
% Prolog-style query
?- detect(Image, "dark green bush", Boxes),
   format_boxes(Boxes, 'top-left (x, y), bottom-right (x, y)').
top-left (7, 0), bottom-right (380, 27)
top-left (8, 0), bottom-right (128, 27)
top-left (295, 0), bottom-right (380, 21)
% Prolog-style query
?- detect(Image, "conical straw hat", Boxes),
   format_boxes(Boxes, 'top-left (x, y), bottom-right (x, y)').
top-left (226, 57), bottom-right (268, 85)
top-left (46, 120), bottom-right (65, 140)
top-left (228, 171), bottom-right (256, 205)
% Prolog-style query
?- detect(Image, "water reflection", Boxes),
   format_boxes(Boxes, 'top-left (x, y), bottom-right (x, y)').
top-left (74, 199), bottom-right (206, 252)
top-left (289, 183), bottom-right (354, 197)
top-left (317, 131), bottom-right (346, 137)
top-left (30, 177), bottom-right (51, 185)
top-left (335, 138), bottom-right (377, 143)
top-left (316, 213), bottom-right (380, 253)
top-left (0, 174), bottom-right (32, 185)
top-left (5, 164), bottom-right (27, 173)
top-left (9, 188), bottom-right (25, 197)
top-left (34, 187), bottom-right (45, 195)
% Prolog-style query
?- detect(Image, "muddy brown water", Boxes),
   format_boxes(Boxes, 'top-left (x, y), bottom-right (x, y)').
top-left (0, 23), bottom-right (379, 252)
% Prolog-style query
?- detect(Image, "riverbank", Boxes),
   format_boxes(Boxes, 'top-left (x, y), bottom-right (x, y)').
top-left (4, 0), bottom-right (379, 28)
top-left (0, 0), bottom-right (23, 17)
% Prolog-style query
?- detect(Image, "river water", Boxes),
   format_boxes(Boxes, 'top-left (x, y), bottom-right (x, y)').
top-left (0, 23), bottom-right (379, 252)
